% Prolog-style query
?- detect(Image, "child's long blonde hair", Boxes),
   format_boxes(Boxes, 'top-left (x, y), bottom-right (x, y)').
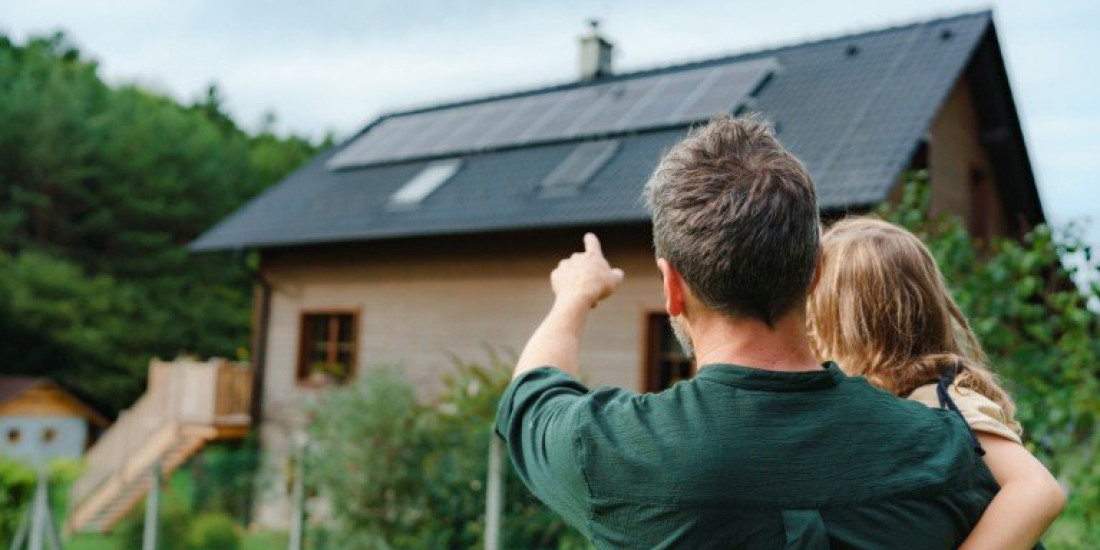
top-left (808, 218), bottom-right (1019, 432)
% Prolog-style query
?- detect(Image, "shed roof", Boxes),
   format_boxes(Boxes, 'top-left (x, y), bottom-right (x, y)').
top-left (192, 10), bottom-right (1035, 252)
top-left (0, 376), bottom-right (42, 405)
top-left (0, 376), bottom-right (110, 427)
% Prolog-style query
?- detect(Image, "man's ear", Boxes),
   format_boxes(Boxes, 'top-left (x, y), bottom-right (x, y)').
top-left (809, 247), bottom-right (824, 294)
top-left (657, 258), bottom-right (686, 317)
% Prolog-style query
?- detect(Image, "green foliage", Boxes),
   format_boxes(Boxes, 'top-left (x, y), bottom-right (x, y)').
top-left (308, 355), bottom-right (587, 549)
top-left (880, 175), bottom-right (1100, 547)
top-left (0, 457), bottom-right (81, 543)
top-left (187, 439), bottom-right (261, 525)
top-left (0, 251), bottom-right (138, 408)
top-left (0, 31), bottom-right (319, 414)
top-left (240, 530), bottom-right (288, 550)
top-left (187, 513), bottom-right (241, 550)
top-left (113, 493), bottom-right (243, 550)
top-left (0, 456), bottom-right (36, 542)
top-left (114, 499), bottom-right (191, 550)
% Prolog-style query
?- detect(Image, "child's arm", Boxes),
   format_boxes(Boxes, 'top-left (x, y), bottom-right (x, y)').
top-left (958, 434), bottom-right (1066, 550)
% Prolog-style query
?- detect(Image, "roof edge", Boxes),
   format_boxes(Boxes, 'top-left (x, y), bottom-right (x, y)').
top-left (368, 10), bottom-right (994, 121)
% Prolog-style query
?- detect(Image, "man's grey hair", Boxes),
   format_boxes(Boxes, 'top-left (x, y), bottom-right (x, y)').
top-left (644, 115), bottom-right (820, 326)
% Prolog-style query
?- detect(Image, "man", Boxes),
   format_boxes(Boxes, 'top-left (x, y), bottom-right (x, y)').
top-left (495, 116), bottom-right (997, 548)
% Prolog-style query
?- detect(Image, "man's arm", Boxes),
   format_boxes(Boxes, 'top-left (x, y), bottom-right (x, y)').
top-left (958, 434), bottom-right (1067, 550)
top-left (513, 233), bottom-right (625, 379)
top-left (495, 233), bottom-right (624, 535)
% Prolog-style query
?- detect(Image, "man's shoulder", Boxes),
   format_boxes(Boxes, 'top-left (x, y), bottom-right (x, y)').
top-left (832, 374), bottom-right (956, 421)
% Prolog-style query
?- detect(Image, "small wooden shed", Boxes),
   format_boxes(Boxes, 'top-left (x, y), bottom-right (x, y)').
top-left (0, 376), bottom-right (110, 463)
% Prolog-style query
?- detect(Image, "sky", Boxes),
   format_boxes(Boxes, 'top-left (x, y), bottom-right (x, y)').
top-left (2, 0), bottom-right (1097, 244)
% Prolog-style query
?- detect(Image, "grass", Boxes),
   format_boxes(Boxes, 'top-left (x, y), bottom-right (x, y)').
top-left (66, 530), bottom-right (288, 550)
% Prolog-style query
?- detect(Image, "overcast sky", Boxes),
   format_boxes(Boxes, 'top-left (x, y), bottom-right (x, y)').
top-left (3, 0), bottom-right (1097, 243)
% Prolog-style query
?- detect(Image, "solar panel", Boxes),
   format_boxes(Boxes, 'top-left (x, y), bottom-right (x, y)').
top-left (424, 102), bottom-right (501, 155)
top-left (569, 79), bottom-right (654, 136)
top-left (521, 86), bottom-right (604, 142)
top-left (540, 140), bottom-right (620, 196)
top-left (475, 94), bottom-right (557, 147)
top-left (675, 59), bottom-right (777, 121)
top-left (391, 108), bottom-right (467, 159)
top-left (327, 56), bottom-right (778, 170)
top-left (613, 70), bottom-right (709, 129)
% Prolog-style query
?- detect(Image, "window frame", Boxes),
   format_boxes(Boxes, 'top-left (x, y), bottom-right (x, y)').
top-left (641, 311), bottom-right (695, 393)
top-left (296, 309), bottom-right (361, 387)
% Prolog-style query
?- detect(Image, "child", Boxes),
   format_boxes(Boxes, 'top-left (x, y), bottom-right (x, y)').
top-left (807, 218), bottom-right (1065, 550)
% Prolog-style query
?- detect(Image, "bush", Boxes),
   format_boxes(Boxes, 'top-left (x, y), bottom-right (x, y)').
top-left (0, 457), bottom-right (80, 543)
top-left (0, 456), bottom-right (36, 542)
top-left (187, 439), bottom-right (260, 524)
top-left (308, 356), bottom-right (587, 549)
top-left (113, 498), bottom-right (191, 550)
top-left (187, 512), bottom-right (240, 550)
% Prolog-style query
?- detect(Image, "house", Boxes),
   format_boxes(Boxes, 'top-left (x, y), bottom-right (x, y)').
top-left (0, 376), bottom-right (109, 464)
top-left (191, 11), bottom-right (1045, 525)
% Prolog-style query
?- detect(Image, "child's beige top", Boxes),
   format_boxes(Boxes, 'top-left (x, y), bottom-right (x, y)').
top-left (908, 383), bottom-right (1023, 445)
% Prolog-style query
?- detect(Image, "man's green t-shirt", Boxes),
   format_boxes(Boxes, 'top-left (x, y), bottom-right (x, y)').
top-left (495, 363), bottom-right (998, 549)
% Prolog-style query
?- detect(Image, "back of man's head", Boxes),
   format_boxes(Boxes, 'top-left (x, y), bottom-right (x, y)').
top-left (645, 115), bottom-right (819, 326)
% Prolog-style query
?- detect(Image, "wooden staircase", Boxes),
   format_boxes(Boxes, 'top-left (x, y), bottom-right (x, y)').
top-left (67, 359), bottom-right (252, 533)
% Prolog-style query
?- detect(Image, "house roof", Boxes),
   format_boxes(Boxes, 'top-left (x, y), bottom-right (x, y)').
top-left (192, 10), bottom-right (1037, 252)
top-left (0, 376), bottom-right (110, 427)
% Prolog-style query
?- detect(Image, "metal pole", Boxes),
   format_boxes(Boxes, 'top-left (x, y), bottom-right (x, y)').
top-left (142, 460), bottom-right (161, 550)
top-left (484, 434), bottom-right (505, 550)
top-left (44, 506), bottom-right (62, 550)
top-left (9, 507), bottom-right (29, 550)
top-left (28, 470), bottom-right (49, 550)
top-left (287, 432), bottom-right (307, 550)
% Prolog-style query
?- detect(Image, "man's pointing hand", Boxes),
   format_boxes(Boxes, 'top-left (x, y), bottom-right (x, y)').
top-left (551, 233), bottom-right (625, 308)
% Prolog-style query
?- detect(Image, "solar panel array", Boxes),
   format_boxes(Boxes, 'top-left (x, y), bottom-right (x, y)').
top-left (329, 56), bottom-right (779, 169)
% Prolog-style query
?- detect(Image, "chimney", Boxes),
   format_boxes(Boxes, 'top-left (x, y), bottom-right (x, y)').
top-left (579, 19), bottom-right (613, 80)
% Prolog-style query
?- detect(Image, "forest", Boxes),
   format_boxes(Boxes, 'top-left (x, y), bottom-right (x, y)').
top-left (0, 32), bottom-right (321, 416)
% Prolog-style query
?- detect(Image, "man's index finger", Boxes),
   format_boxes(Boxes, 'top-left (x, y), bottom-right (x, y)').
top-left (584, 233), bottom-right (602, 256)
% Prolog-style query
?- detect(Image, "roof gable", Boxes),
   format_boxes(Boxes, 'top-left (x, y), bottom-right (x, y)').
top-left (0, 376), bottom-right (43, 404)
top-left (193, 11), bottom-right (998, 251)
top-left (0, 376), bottom-right (109, 427)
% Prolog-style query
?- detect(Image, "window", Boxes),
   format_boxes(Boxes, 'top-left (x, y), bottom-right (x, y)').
top-left (42, 427), bottom-right (57, 443)
top-left (298, 312), bottom-right (359, 385)
top-left (969, 166), bottom-right (991, 242)
top-left (643, 313), bottom-right (694, 393)
top-left (6, 428), bottom-right (20, 444)
top-left (388, 159), bottom-right (462, 208)
top-left (540, 140), bottom-right (619, 197)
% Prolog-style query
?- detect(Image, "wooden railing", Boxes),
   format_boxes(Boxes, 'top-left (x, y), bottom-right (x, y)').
top-left (69, 359), bottom-right (252, 521)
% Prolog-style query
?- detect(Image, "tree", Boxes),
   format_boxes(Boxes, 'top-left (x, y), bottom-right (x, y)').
top-left (0, 31), bottom-right (319, 415)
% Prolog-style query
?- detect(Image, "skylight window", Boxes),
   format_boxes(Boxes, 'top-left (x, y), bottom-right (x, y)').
top-left (389, 159), bottom-right (462, 208)
top-left (540, 140), bottom-right (620, 197)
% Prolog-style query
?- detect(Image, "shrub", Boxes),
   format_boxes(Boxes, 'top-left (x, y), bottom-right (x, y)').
top-left (113, 498), bottom-right (191, 550)
top-left (308, 357), bottom-right (587, 549)
top-left (187, 512), bottom-right (240, 550)
top-left (0, 457), bottom-right (80, 543)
